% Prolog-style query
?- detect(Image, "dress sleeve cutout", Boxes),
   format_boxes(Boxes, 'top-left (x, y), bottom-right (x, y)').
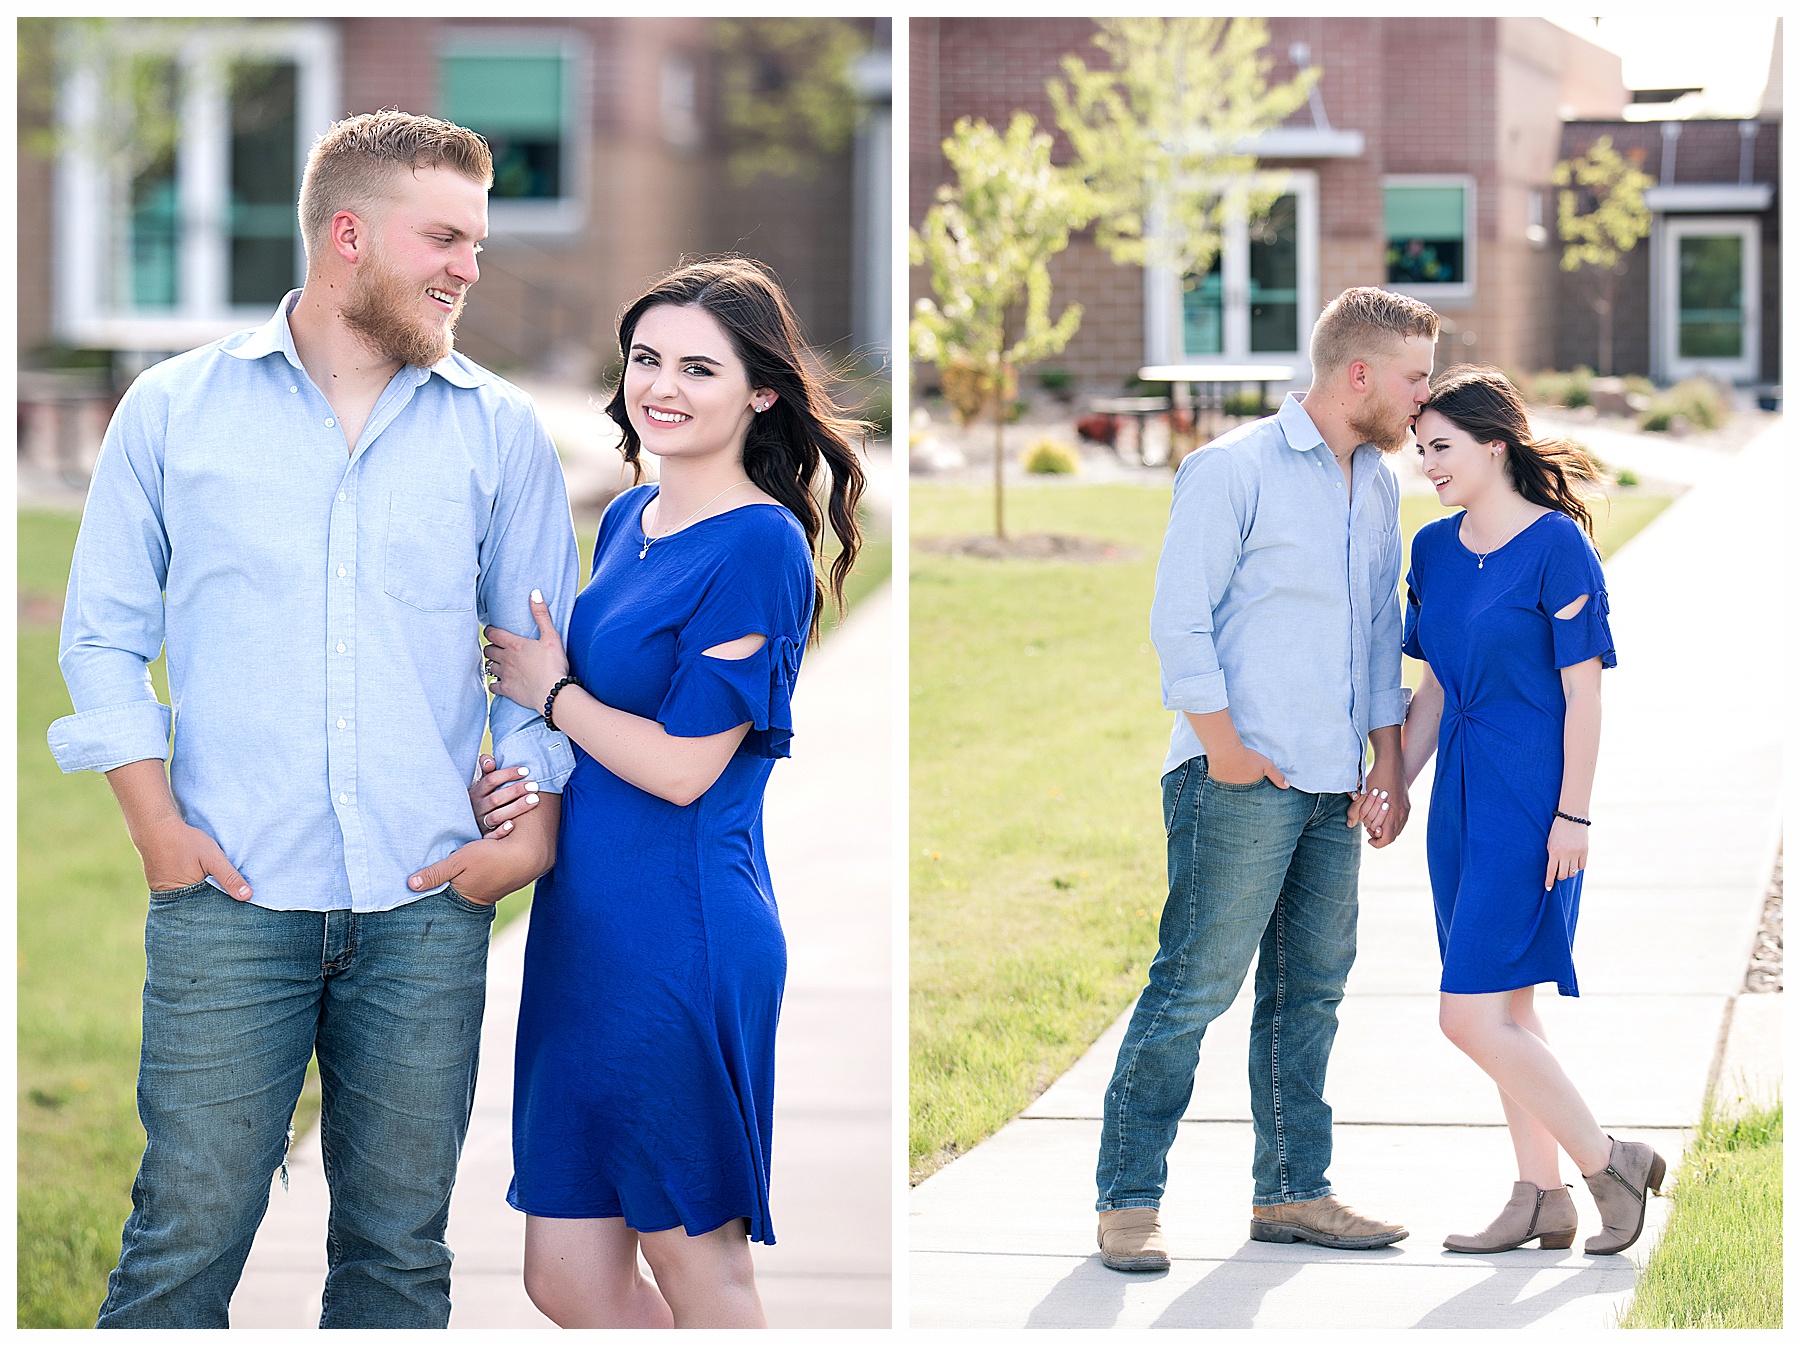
top-left (1539, 522), bottom-right (1617, 670)
top-left (658, 632), bottom-right (799, 758)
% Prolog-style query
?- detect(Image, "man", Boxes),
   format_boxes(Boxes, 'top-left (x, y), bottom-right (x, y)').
top-left (49, 111), bottom-right (578, 1327)
top-left (1093, 287), bottom-right (1439, 1270)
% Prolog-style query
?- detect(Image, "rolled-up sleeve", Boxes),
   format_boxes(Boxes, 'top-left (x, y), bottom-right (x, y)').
top-left (476, 399), bottom-right (580, 792)
top-left (1150, 448), bottom-right (1247, 714)
top-left (48, 384), bottom-right (177, 773)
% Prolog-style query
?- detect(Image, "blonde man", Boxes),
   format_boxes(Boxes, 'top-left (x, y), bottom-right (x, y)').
top-left (1095, 288), bottom-right (1439, 1270)
top-left (52, 111), bottom-right (577, 1327)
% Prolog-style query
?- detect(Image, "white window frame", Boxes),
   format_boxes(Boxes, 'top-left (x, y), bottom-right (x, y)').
top-left (438, 27), bottom-right (590, 236)
top-left (1656, 215), bottom-right (1760, 384)
top-left (54, 21), bottom-right (339, 351)
top-left (1382, 173), bottom-right (1476, 302)
top-left (1144, 169), bottom-right (1319, 379)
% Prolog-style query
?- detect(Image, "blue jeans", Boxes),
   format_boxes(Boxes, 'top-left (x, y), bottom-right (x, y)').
top-left (1096, 760), bottom-right (1360, 1210)
top-left (96, 883), bottom-right (495, 1329)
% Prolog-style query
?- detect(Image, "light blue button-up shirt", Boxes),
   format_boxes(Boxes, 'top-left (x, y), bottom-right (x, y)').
top-left (49, 293), bottom-right (579, 912)
top-left (1151, 393), bottom-right (1406, 794)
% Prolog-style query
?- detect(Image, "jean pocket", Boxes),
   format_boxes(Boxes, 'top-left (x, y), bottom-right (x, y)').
top-left (1203, 770), bottom-right (1264, 793)
top-left (384, 492), bottom-right (477, 612)
top-left (441, 885), bottom-right (498, 917)
top-left (147, 879), bottom-right (215, 903)
top-left (1162, 760), bottom-right (1195, 836)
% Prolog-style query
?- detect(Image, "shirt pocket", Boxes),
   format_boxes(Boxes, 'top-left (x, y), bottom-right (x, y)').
top-left (1356, 520), bottom-right (1400, 612)
top-left (384, 492), bottom-right (477, 612)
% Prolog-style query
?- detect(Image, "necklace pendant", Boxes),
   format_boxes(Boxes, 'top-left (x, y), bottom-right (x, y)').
top-left (638, 543), bottom-right (649, 560)
top-left (1478, 556), bottom-right (1485, 569)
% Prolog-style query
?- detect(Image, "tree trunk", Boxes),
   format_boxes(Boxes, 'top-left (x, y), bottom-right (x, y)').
top-left (992, 381), bottom-right (1006, 540)
top-left (1596, 267), bottom-right (1618, 377)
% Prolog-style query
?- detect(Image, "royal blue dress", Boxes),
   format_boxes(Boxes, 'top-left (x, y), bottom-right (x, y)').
top-left (507, 483), bottom-right (813, 1243)
top-left (1402, 510), bottom-right (1616, 998)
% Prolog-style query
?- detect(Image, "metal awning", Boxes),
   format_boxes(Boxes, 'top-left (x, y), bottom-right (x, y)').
top-left (1643, 183), bottom-right (1774, 212)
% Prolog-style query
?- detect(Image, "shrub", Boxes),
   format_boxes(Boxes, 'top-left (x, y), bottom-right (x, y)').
top-left (1669, 378), bottom-right (1729, 430)
top-left (1037, 368), bottom-right (1075, 395)
top-left (1616, 468), bottom-right (1639, 487)
top-left (1022, 437), bottom-right (1081, 474)
top-left (1221, 390), bottom-right (1265, 417)
top-left (1564, 366), bottom-right (1594, 408)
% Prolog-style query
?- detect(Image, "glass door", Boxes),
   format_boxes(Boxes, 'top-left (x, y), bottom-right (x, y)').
top-left (1174, 172), bottom-right (1315, 364)
top-left (1661, 217), bottom-right (1759, 383)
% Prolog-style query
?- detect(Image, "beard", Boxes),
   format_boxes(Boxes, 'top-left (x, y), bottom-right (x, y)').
top-left (340, 245), bottom-right (462, 369)
top-left (1348, 383), bottom-right (1414, 454)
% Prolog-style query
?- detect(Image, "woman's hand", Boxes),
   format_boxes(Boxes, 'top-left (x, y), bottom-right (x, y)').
top-left (469, 754), bottom-right (542, 836)
top-left (484, 589), bottom-right (569, 714)
top-left (1545, 816), bottom-right (1589, 890)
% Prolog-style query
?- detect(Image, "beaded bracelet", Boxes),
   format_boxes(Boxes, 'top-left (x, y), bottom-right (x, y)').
top-left (543, 675), bottom-right (580, 732)
top-left (1554, 809), bottom-right (1591, 826)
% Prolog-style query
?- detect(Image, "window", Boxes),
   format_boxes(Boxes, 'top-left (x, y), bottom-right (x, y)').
top-left (1146, 170), bottom-right (1318, 367)
top-left (439, 32), bottom-right (588, 232)
top-left (442, 53), bottom-right (565, 199)
top-left (55, 22), bottom-right (338, 350)
top-left (1384, 177), bottom-right (1474, 295)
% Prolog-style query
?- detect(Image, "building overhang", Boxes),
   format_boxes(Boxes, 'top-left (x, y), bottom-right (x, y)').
top-left (1243, 127), bottom-right (1365, 159)
top-left (1643, 183), bottom-right (1774, 212)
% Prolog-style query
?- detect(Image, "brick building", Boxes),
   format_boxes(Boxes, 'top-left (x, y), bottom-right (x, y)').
top-left (21, 17), bottom-right (891, 384)
top-left (912, 17), bottom-right (1778, 394)
top-left (1554, 116), bottom-right (1781, 387)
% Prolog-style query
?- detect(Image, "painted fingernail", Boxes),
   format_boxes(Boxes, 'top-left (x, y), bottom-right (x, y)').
top-left (502, 820), bottom-right (514, 832)
top-left (525, 782), bottom-right (538, 792)
top-left (526, 793), bottom-right (539, 805)
top-left (531, 588), bottom-right (543, 603)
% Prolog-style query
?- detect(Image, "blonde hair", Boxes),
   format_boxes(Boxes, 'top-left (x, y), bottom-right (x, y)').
top-left (298, 110), bottom-right (493, 260)
top-left (1310, 286), bottom-right (1440, 376)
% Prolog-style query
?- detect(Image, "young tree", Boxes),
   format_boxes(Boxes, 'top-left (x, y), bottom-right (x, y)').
top-left (1048, 18), bottom-right (1316, 285)
top-left (910, 113), bottom-right (1095, 539)
top-left (1553, 135), bottom-right (1654, 377)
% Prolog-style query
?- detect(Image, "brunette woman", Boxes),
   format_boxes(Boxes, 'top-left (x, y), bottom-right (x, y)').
top-left (475, 256), bottom-right (864, 1325)
top-left (1400, 366), bottom-right (1663, 1256)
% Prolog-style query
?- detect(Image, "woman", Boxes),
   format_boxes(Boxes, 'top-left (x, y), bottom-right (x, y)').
top-left (472, 257), bottom-right (865, 1326)
top-left (1399, 366), bottom-right (1664, 1256)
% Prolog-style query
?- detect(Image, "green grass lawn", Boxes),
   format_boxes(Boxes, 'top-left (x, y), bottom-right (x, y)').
top-left (17, 504), bottom-right (889, 1328)
top-left (910, 481), bottom-right (1671, 1180)
top-left (1621, 1099), bottom-right (1782, 1328)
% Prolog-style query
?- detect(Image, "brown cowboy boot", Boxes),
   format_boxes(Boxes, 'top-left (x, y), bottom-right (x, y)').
top-left (1250, 1193), bottom-right (1407, 1249)
top-left (1097, 1207), bottom-right (1171, 1271)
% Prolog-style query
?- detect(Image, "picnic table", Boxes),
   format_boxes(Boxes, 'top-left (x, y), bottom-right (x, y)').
top-left (1137, 363), bottom-right (1297, 418)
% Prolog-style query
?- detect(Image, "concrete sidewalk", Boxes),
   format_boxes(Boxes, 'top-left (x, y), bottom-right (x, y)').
top-left (909, 419), bottom-right (1784, 1328)
top-left (233, 583), bottom-right (893, 1328)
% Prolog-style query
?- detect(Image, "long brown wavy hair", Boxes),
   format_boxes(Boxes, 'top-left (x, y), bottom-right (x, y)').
top-left (1419, 365), bottom-right (1604, 539)
top-left (604, 256), bottom-right (868, 641)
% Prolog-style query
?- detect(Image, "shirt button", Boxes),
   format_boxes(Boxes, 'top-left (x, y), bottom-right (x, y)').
top-left (338, 491), bottom-right (347, 502)
top-left (337, 565), bottom-right (347, 577)
top-left (338, 793), bottom-right (348, 805)
top-left (336, 641), bottom-right (346, 653)
top-left (325, 418), bottom-right (336, 428)
top-left (337, 718), bottom-right (347, 729)
top-left (289, 385), bottom-right (298, 393)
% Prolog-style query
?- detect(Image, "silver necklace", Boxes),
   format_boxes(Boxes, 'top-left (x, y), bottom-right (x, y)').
top-left (639, 480), bottom-right (753, 560)
top-left (1470, 502), bottom-right (1535, 569)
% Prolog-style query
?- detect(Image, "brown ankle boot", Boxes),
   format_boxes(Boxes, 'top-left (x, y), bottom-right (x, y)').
top-left (1444, 1181), bottom-right (1577, 1253)
top-left (1581, 1136), bottom-right (1668, 1255)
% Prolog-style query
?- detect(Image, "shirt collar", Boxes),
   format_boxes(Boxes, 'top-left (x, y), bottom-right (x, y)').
top-left (1276, 391), bottom-right (1328, 453)
top-left (219, 289), bottom-right (485, 390)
